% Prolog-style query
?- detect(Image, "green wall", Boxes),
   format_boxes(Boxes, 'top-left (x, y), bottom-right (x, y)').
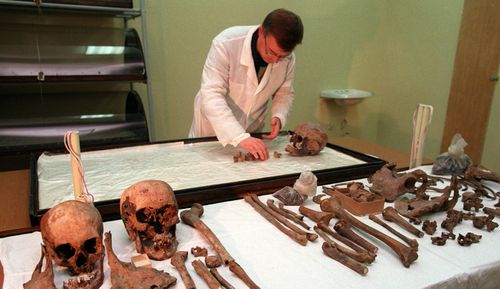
top-left (137, 0), bottom-right (500, 172)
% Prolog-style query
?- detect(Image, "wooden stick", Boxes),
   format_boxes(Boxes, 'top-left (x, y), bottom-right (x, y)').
top-left (65, 131), bottom-right (85, 202)
top-left (244, 195), bottom-right (308, 246)
top-left (192, 260), bottom-right (222, 289)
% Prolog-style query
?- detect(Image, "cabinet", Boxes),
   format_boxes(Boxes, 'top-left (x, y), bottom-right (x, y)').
top-left (0, 0), bottom-right (151, 170)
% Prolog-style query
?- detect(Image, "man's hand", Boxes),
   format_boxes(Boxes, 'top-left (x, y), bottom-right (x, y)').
top-left (261, 117), bottom-right (281, 140)
top-left (238, 137), bottom-right (269, 160)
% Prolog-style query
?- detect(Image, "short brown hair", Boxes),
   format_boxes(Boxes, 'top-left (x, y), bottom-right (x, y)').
top-left (262, 8), bottom-right (303, 52)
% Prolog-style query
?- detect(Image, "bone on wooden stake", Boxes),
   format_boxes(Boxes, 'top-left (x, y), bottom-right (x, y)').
top-left (321, 197), bottom-right (418, 267)
top-left (369, 214), bottom-right (419, 249)
top-left (382, 207), bottom-right (424, 238)
top-left (322, 242), bottom-right (368, 276)
top-left (244, 195), bottom-right (308, 246)
top-left (333, 220), bottom-right (378, 254)
top-left (409, 104), bottom-right (433, 169)
top-left (249, 196), bottom-right (317, 241)
top-left (170, 251), bottom-right (196, 289)
top-left (316, 222), bottom-right (374, 258)
top-left (278, 202), bottom-right (304, 220)
top-left (64, 131), bottom-right (93, 204)
top-left (299, 205), bottom-right (334, 224)
top-left (314, 226), bottom-right (375, 264)
top-left (181, 203), bottom-right (260, 289)
top-left (267, 199), bottom-right (310, 230)
top-left (192, 259), bottom-right (222, 289)
top-left (483, 207), bottom-right (500, 217)
top-left (210, 268), bottom-right (235, 289)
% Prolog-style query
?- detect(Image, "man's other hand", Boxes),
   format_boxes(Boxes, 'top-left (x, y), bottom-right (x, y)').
top-left (238, 137), bottom-right (269, 160)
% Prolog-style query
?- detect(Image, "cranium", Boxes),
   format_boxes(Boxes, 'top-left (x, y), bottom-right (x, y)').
top-left (120, 180), bottom-right (179, 260)
top-left (40, 200), bottom-right (104, 289)
top-left (285, 122), bottom-right (328, 156)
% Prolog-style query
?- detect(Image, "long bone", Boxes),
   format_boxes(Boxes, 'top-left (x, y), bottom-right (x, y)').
top-left (333, 220), bottom-right (378, 254)
top-left (317, 222), bottom-right (375, 258)
top-left (278, 202), bottom-right (305, 220)
top-left (192, 260), bottom-right (222, 289)
top-left (321, 197), bottom-right (418, 267)
top-left (171, 251), bottom-right (196, 289)
top-left (210, 268), bottom-right (235, 289)
top-left (253, 196), bottom-right (317, 241)
top-left (322, 242), bottom-right (368, 276)
top-left (267, 199), bottom-right (310, 230)
top-left (314, 226), bottom-right (375, 264)
top-left (369, 214), bottom-right (419, 249)
top-left (181, 203), bottom-right (260, 289)
top-left (382, 207), bottom-right (425, 238)
top-left (299, 205), bottom-right (334, 224)
top-left (244, 195), bottom-right (308, 245)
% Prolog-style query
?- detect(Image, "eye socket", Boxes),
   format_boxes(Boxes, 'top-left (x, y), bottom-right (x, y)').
top-left (82, 237), bottom-right (97, 254)
top-left (55, 243), bottom-right (75, 260)
top-left (136, 209), bottom-right (149, 223)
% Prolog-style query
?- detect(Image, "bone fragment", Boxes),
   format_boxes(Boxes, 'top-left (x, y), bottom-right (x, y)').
top-left (267, 199), bottom-right (310, 230)
top-left (171, 251), bottom-right (196, 289)
top-left (322, 242), bottom-right (368, 276)
top-left (321, 197), bottom-right (418, 267)
top-left (205, 255), bottom-right (222, 268)
top-left (192, 260), bottom-right (222, 289)
top-left (278, 202), bottom-right (305, 220)
top-left (483, 207), bottom-right (500, 217)
top-left (244, 195), bottom-right (308, 246)
top-left (191, 246), bottom-right (208, 257)
top-left (248, 195), bottom-right (317, 241)
top-left (369, 214), bottom-right (419, 249)
top-left (334, 220), bottom-right (378, 254)
top-left (104, 232), bottom-right (176, 289)
top-left (314, 226), bottom-right (375, 264)
top-left (181, 203), bottom-right (260, 289)
top-left (382, 207), bottom-right (424, 238)
top-left (210, 268), bottom-right (235, 289)
top-left (299, 205), bottom-right (334, 224)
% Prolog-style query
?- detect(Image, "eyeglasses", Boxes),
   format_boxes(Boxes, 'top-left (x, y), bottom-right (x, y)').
top-left (264, 35), bottom-right (290, 60)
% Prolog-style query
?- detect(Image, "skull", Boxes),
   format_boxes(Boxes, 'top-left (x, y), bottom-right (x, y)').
top-left (40, 200), bottom-right (104, 289)
top-left (285, 122), bottom-right (328, 156)
top-left (120, 180), bottom-right (179, 260)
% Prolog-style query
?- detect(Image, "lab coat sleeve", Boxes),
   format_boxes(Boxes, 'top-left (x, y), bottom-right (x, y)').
top-left (271, 55), bottom-right (296, 129)
top-left (199, 40), bottom-right (249, 147)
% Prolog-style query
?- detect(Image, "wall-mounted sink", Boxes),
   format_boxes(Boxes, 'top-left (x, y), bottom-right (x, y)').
top-left (320, 89), bottom-right (373, 106)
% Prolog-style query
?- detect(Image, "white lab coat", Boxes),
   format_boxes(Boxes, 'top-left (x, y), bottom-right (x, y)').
top-left (188, 25), bottom-right (296, 147)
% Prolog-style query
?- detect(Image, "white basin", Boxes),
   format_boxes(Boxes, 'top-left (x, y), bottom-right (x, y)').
top-left (320, 89), bottom-right (373, 106)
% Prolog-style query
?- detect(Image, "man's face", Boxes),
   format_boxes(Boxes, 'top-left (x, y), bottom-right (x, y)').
top-left (259, 28), bottom-right (291, 63)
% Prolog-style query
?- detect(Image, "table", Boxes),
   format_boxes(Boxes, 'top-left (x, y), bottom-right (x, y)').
top-left (1, 166), bottom-right (499, 289)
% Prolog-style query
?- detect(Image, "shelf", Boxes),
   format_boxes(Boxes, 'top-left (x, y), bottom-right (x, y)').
top-left (0, 0), bottom-right (140, 18)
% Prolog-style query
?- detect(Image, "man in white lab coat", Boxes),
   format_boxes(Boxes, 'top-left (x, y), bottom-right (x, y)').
top-left (189, 8), bottom-right (303, 160)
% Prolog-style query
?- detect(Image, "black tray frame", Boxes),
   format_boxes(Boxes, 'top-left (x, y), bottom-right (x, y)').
top-left (29, 136), bottom-right (386, 225)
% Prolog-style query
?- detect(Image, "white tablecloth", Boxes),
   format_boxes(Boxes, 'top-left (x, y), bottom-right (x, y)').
top-left (1, 166), bottom-right (500, 289)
